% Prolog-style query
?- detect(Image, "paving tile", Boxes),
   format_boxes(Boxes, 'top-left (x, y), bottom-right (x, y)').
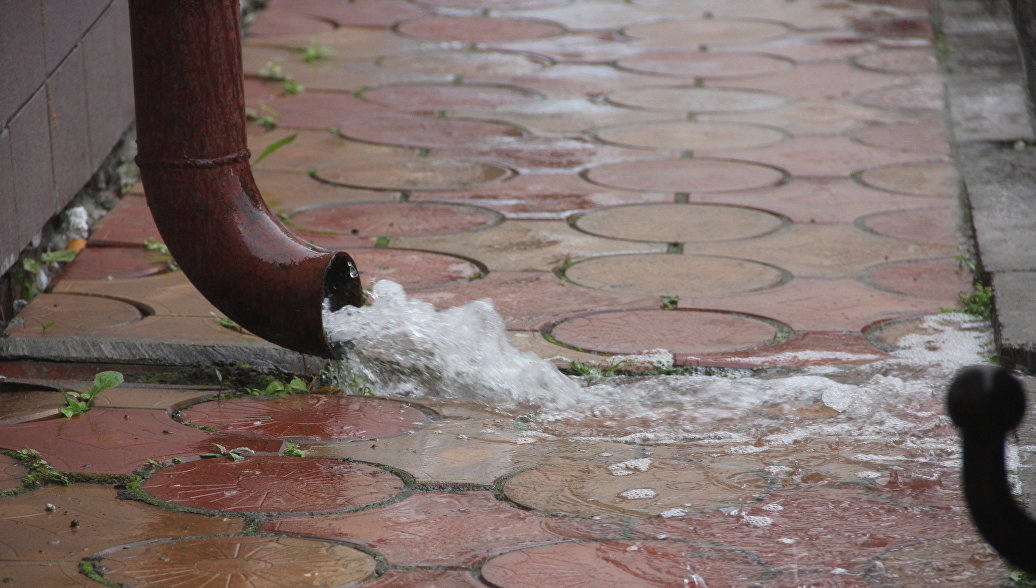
top-left (393, 221), bottom-right (666, 272)
top-left (0, 386), bottom-right (70, 425)
top-left (0, 408), bottom-right (280, 474)
top-left (314, 154), bottom-right (514, 192)
top-left (93, 386), bottom-right (213, 412)
top-left (495, 33), bottom-right (645, 63)
top-left (684, 278), bottom-right (949, 331)
top-left (685, 178), bottom-right (949, 224)
top-left (246, 27), bottom-right (420, 62)
top-left (337, 115), bottom-right (527, 148)
top-left (683, 223), bottom-right (955, 278)
top-left (56, 246), bottom-right (170, 281)
top-left (574, 203), bottom-right (785, 243)
top-left (432, 135), bottom-right (650, 173)
top-left (0, 560), bottom-right (95, 586)
top-left (305, 418), bottom-right (642, 485)
top-left (253, 91), bottom-right (397, 130)
top-left (453, 98), bottom-right (665, 134)
top-left (584, 158), bottom-right (786, 193)
top-left (360, 83), bottom-right (543, 112)
top-left (549, 309), bottom-right (780, 356)
top-left (853, 48), bottom-right (940, 74)
top-left (179, 396), bottom-right (429, 442)
top-left (617, 50), bottom-right (793, 79)
top-left (623, 18), bottom-right (789, 48)
top-left (3, 293), bottom-right (142, 338)
top-left (246, 130), bottom-right (410, 173)
top-left (707, 330), bottom-right (891, 368)
top-left (856, 77), bottom-right (944, 111)
top-left (703, 136), bottom-right (932, 178)
top-left (412, 271), bottom-right (658, 330)
top-left (247, 10), bottom-right (335, 37)
top-left (713, 62), bottom-right (904, 101)
top-left (53, 272), bottom-right (217, 317)
top-left (605, 86), bottom-right (788, 113)
top-left (505, 1), bottom-right (659, 30)
top-left (504, 458), bottom-right (768, 517)
top-left (855, 160), bottom-right (958, 197)
top-left (868, 536), bottom-right (1008, 587)
top-left (596, 120), bottom-right (786, 152)
top-left (481, 540), bottom-right (769, 587)
top-left (636, 485), bottom-right (971, 574)
top-left (563, 253), bottom-right (786, 298)
top-left (350, 248), bottom-right (482, 290)
top-left (263, 0), bottom-right (429, 27)
top-left (263, 490), bottom-right (624, 567)
top-left (0, 484), bottom-right (242, 560)
top-left (289, 202), bottom-right (500, 238)
top-left (735, 33), bottom-right (881, 64)
top-left (378, 49), bottom-right (552, 76)
top-left (857, 205), bottom-right (958, 246)
top-left (854, 121), bottom-right (950, 156)
top-left (0, 454), bottom-right (27, 491)
top-left (632, 0), bottom-right (887, 30)
top-left (254, 169), bottom-right (395, 212)
top-left (506, 330), bottom-right (607, 365)
top-left (863, 257), bottom-right (970, 300)
top-left (852, 13), bottom-right (932, 40)
top-left (416, 0), bottom-right (568, 8)
top-left (360, 569), bottom-right (485, 587)
top-left (410, 173), bottom-right (672, 220)
top-left (142, 456), bottom-right (404, 513)
top-left (702, 99), bottom-right (915, 136)
top-left (95, 535), bottom-right (376, 587)
top-left (87, 195), bottom-right (160, 247)
top-left (396, 16), bottom-right (564, 43)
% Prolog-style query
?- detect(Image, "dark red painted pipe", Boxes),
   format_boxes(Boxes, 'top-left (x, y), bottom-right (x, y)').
top-left (128, 0), bottom-right (363, 357)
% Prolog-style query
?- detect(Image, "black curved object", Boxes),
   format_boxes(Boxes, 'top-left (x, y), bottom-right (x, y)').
top-left (947, 365), bottom-right (1036, 573)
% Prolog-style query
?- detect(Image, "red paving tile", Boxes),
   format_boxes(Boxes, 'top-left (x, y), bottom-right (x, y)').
top-left (617, 50), bottom-right (793, 79)
top-left (854, 121), bottom-right (950, 156)
top-left (264, 0), bottom-right (428, 27)
top-left (360, 569), bottom-right (485, 587)
top-left (314, 155), bottom-right (514, 192)
top-left (95, 535), bottom-right (377, 587)
top-left (853, 48), bottom-right (939, 74)
top-left (142, 456), bottom-right (404, 513)
top-left (360, 83), bottom-right (543, 112)
top-left (289, 201), bottom-right (501, 238)
top-left (56, 245), bottom-right (170, 281)
top-left (584, 158), bottom-right (786, 193)
top-left (377, 49), bottom-right (552, 76)
top-left (350, 248), bottom-right (483, 290)
top-left (858, 205), bottom-right (959, 246)
top-left (549, 309), bottom-right (781, 356)
top-left (863, 257), bottom-right (971, 300)
top-left (3, 293), bottom-right (143, 338)
top-left (623, 18), bottom-right (789, 48)
top-left (337, 115), bottom-right (527, 148)
top-left (713, 62), bottom-right (902, 101)
top-left (0, 409), bottom-right (280, 474)
top-left (704, 135), bottom-right (933, 178)
top-left (605, 85), bottom-right (788, 113)
top-left (263, 490), bottom-right (624, 567)
top-left (575, 202), bottom-right (785, 243)
top-left (179, 396), bottom-right (429, 442)
top-left (481, 540), bottom-right (769, 587)
top-left (0, 454), bottom-right (26, 491)
top-left (434, 135), bottom-right (650, 173)
top-left (856, 78), bottom-right (945, 112)
top-left (87, 195), bottom-right (160, 247)
top-left (396, 16), bottom-right (565, 43)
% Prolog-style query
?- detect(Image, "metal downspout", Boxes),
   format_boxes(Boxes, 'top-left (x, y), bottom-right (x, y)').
top-left (127, 0), bottom-right (363, 358)
top-left (947, 365), bottom-right (1036, 573)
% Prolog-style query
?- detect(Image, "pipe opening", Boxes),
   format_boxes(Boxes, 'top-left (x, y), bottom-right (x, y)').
top-left (324, 253), bottom-right (365, 313)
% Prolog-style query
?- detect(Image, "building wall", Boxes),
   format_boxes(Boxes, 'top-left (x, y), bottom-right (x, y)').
top-left (0, 0), bottom-right (134, 275)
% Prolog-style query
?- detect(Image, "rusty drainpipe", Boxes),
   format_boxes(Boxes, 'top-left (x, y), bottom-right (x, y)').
top-left (127, 0), bottom-right (363, 357)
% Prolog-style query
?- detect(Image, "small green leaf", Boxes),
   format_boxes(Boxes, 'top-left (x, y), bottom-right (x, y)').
top-left (41, 249), bottom-right (77, 263)
top-left (22, 258), bottom-right (41, 275)
top-left (59, 406), bottom-right (78, 419)
top-left (254, 133), bottom-right (298, 165)
top-left (41, 321), bottom-right (55, 332)
top-left (90, 371), bottom-right (124, 395)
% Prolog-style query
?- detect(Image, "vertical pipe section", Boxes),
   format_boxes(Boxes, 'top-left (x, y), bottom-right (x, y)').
top-left (947, 365), bottom-right (1036, 574)
top-left (128, 0), bottom-right (362, 358)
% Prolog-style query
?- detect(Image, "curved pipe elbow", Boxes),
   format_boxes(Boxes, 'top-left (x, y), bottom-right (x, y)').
top-left (128, 0), bottom-right (363, 358)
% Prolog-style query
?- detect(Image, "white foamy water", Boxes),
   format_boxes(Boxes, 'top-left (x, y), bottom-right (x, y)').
top-left (324, 281), bottom-right (994, 448)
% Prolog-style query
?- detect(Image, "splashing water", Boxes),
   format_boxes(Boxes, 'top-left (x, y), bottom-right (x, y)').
top-left (323, 280), bottom-right (582, 407)
top-left (324, 281), bottom-right (994, 451)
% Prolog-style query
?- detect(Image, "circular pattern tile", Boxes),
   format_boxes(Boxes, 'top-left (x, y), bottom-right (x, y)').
top-left (378, 50), bottom-right (552, 75)
top-left (606, 86), bottom-right (787, 113)
top-left (315, 158), bottom-right (513, 191)
top-left (337, 116), bottom-right (526, 148)
top-left (142, 456), bottom-right (403, 513)
top-left (596, 121), bottom-right (785, 151)
top-left (857, 80), bottom-right (943, 111)
top-left (565, 254), bottom-right (785, 298)
top-left (482, 540), bottom-right (767, 587)
top-left (550, 309), bottom-right (780, 355)
top-left (96, 535), bottom-right (376, 587)
top-left (179, 396), bottom-right (428, 442)
top-left (856, 161), bottom-right (957, 197)
top-left (5, 293), bottom-right (143, 336)
top-left (0, 453), bottom-right (26, 491)
top-left (857, 206), bottom-right (957, 246)
top-left (617, 50), bottom-right (792, 79)
top-left (350, 249), bottom-right (483, 289)
top-left (503, 459), bottom-right (768, 517)
top-left (868, 537), bottom-right (1006, 587)
top-left (854, 121), bottom-right (948, 156)
top-left (414, 0), bottom-right (568, 7)
top-left (291, 202), bottom-right (500, 237)
top-left (361, 83), bottom-right (541, 111)
top-left (396, 16), bottom-right (564, 43)
top-left (623, 18), bottom-right (788, 47)
top-left (864, 258), bottom-right (970, 300)
top-left (585, 158), bottom-right (785, 193)
top-left (60, 246), bottom-right (171, 280)
top-left (852, 49), bottom-right (937, 74)
top-left (0, 382), bottom-right (65, 425)
top-left (575, 203), bottom-right (783, 242)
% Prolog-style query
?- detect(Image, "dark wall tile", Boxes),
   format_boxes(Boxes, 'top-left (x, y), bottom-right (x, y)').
top-left (7, 89), bottom-right (55, 260)
top-left (83, 0), bottom-right (134, 170)
top-left (0, 1), bottom-right (47, 126)
top-left (0, 127), bottom-right (17, 275)
top-left (47, 46), bottom-right (92, 212)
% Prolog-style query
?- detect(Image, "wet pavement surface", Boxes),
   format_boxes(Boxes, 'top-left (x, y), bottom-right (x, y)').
top-left (0, 0), bottom-right (1031, 585)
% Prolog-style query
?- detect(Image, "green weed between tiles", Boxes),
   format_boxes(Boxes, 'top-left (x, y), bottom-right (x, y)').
top-left (300, 39), bottom-right (337, 63)
top-left (281, 443), bottom-right (307, 457)
top-left (253, 132), bottom-right (297, 165)
top-left (210, 311), bottom-right (244, 333)
top-left (60, 370), bottom-right (124, 419)
top-left (661, 295), bottom-right (679, 310)
top-left (16, 248), bottom-right (78, 302)
top-left (1011, 570), bottom-right (1036, 587)
top-left (245, 104), bottom-right (280, 130)
top-left (143, 237), bottom-right (179, 271)
top-left (7, 448), bottom-right (69, 488)
top-left (258, 61), bottom-right (303, 95)
top-left (956, 284), bottom-right (994, 319)
top-left (200, 444), bottom-right (255, 462)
